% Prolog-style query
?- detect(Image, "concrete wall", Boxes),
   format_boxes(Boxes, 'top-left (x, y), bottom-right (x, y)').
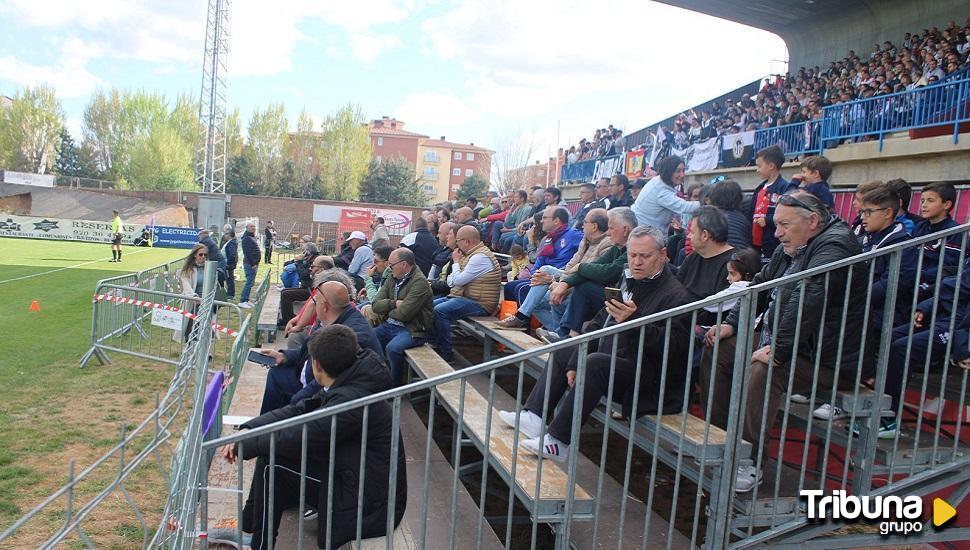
top-left (783, 0), bottom-right (967, 70)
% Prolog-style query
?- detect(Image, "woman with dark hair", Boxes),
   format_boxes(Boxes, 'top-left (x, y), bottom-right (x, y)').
top-left (631, 155), bottom-right (700, 233)
top-left (707, 179), bottom-right (752, 249)
top-left (174, 244), bottom-right (209, 341)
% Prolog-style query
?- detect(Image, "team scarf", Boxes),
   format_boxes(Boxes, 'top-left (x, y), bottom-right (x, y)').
top-left (538, 226), bottom-right (566, 259)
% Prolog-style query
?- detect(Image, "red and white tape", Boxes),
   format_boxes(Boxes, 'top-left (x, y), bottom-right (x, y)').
top-left (93, 293), bottom-right (239, 337)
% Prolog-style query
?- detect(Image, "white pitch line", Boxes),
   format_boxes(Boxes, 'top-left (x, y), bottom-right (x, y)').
top-left (0, 247), bottom-right (154, 285)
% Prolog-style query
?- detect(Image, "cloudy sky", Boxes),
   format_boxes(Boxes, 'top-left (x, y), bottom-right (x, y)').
top-left (0, 0), bottom-right (787, 162)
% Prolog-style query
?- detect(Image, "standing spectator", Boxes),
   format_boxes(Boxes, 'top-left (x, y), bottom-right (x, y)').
top-left (631, 155), bottom-right (700, 233)
top-left (707, 179), bottom-right (752, 249)
top-left (796, 156), bottom-right (835, 208)
top-left (608, 174), bottom-right (634, 209)
top-left (263, 220), bottom-right (276, 264)
top-left (345, 231), bottom-right (375, 291)
top-left (174, 244), bottom-right (209, 341)
top-left (239, 222), bottom-right (261, 308)
top-left (750, 146), bottom-right (797, 262)
top-left (371, 217), bottom-right (391, 249)
top-left (221, 229), bottom-right (238, 300)
top-left (109, 209), bottom-right (124, 262)
top-left (401, 216), bottom-right (438, 276)
top-left (373, 248), bottom-right (435, 385)
top-left (198, 229), bottom-right (228, 289)
top-left (432, 226), bottom-right (503, 361)
top-left (572, 184), bottom-right (598, 230)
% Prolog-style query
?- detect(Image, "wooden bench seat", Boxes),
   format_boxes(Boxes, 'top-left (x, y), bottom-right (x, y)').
top-left (256, 284), bottom-right (281, 343)
top-left (404, 345), bottom-right (593, 520)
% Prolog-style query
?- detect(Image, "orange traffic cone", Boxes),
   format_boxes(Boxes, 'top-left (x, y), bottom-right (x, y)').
top-left (29, 300), bottom-right (40, 312)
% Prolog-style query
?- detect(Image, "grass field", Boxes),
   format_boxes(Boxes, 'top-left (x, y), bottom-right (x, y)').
top-left (0, 238), bottom-right (196, 546)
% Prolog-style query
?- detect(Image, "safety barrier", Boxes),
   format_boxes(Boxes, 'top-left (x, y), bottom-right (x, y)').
top-left (753, 119), bottom-right (822, 159)
top-left (182, 223), bottom-right (969, 549)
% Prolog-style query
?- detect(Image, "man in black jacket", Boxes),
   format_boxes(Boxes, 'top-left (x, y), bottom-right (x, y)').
top-left (401, 216), bottom-right (438, 276)
top-left (219, 325), bottom-right (406, 550)
top-left (240, 223), bottom-right (261, 307)
top-left (702, 191), bottom-right (866, 493)
top-left (501, 225), bottom-right (691, 462)
top-left (221, 230), bottom-right (238, 300)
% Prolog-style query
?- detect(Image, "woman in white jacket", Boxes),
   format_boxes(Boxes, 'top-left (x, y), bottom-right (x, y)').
top-left (631, 155), bottom-right (700, 233)
top-left (174, 244), bottom-right (209, 341)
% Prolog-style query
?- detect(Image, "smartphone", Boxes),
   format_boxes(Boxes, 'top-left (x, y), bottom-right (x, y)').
top-left (247, 349), bottom-right (277, 367)
top-left (604, 287), bottom-right (623, 304)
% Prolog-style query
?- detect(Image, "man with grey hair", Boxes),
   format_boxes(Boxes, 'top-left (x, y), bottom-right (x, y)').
top-left (372, 248), bottom-right (434, 385)
top-left (501, 224), bottom-right (692, 462)
top-left (542, 207), bottom-right (638, 342)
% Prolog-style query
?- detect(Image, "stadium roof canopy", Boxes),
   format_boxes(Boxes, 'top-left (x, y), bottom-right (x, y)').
top-left (656, 0), bottom-right (964, 70)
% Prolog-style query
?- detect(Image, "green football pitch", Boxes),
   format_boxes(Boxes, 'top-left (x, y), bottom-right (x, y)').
top-left (0, 238), bottom-right (192, 532)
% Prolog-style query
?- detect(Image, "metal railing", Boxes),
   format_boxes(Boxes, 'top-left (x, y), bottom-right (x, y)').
top-left (185, 223), bottom-right (969, 549)
top-left (0, 263), bottom-right (225, 549)
top-left (753, 119), bottom-right (822, 159)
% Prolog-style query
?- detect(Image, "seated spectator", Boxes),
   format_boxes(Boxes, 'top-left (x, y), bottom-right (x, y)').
top-left (499, 226), bottom-right (691, 461)
top-left (608, 174), bottom-right (634, 209)
top-left (885, 178), bottom-right (922, 235)
top-left (630, 178), bottom-right (646, 201)
top-left (499, 207), bottom-right (582, 322)
top-left (431, 226), bottom-right (503, 361)
top-left (631, 155), bottom-right (700, 233)
top-left (591, 177), bottom-right (612, 210)
top-left (675, 206), bottom-right (736, 326)
top-left (400, 216), bottom-right (438, 276)
top-left (796, 156), bottom-right (835, 208)
top-left (372, 248), bottom-right (435, 385)
top-left (507, 244), bottom-right (532, 282)
top-left (858, 186), bottom-right (916, 331)
top-left (278, 252), bottom-right (331, 328)
top-left (429, 221), bottom-right (455, 281)
top-left (571, 183), bottom-right (597, 230)
top-left (914, 182), bottom-right (962, 286)
top-left (849, 180), bottom-right (886, 239)
top-left (750, 146), bottom-right (798, 263)
top-left (281, 268), bottom-right (356, 347)
top-left (346, 231), bottom-right (375, 291)
top-left (360, 245), bottom-right (394, 305)
top-left (544, 207), bottom-right (638, 342)
top-left (215, 325), bottom-right (406, 550)
top-left (257, 279), bottom-right (384, 413)
top-left (707, 179), bottom-right (752, 249)
top-left (701, 191), bottom-right (866, 493)
top-left (370, 216), bottom-right (390, 249)
top-left (496, 191), bottom-right (534, 253)
top-left (701, 247), bottom-right (760, 316)
top-left (506, 208), bottom-right (613, 333)
top-left (453, 206), bottom-right (478, 228)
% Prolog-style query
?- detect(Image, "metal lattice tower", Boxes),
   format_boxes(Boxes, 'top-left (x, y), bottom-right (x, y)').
top-left (195, 0), bottom-right (231, 194)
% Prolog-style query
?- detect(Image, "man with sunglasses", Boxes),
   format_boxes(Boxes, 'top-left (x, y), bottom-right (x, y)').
top-left (702, 191), bottom-right (866, 494)
top-left (372, 248), bottom-right (434, 385)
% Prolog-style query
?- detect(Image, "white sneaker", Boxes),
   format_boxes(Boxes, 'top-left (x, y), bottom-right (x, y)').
top-left (238, 302), bottom-right (253, 309)
top-left (519, 434), bottom-right (568, 462)
top-left (735, 464), bottom-right (761, 493)
top-left (498, 410), bottom-right (544, 439)
top-left (812, 403), bottom-right (844, 420)
top-left (789, 393), bottom-right (809, 404)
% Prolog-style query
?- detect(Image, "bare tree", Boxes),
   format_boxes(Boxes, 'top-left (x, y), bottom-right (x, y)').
top-left (490, 129), bottom-right (536, 195)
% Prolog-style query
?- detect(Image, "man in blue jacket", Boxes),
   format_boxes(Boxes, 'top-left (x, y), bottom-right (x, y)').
top-left (239, 223), bottom-right (261, 307)
top-left (496, 207), bottom-right (582, 328)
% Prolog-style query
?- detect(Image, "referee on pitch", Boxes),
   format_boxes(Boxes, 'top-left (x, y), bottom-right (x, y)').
top-left (110, 209), bottom-right (123, 262)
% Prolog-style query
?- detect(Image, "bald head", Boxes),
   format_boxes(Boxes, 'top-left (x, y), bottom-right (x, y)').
top-left (319, 280), bottom-right (350, 310)
top-left (456, 224), bottom-right (481, 252)
top-left (455, 207), bottom-right (473, 223)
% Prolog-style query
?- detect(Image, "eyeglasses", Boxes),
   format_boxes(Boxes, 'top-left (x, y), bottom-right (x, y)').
top-left (388, 259), bottom-right (408, 268)
top-left (858, 207), bottom-right (891, 217)
top-left (196, 253), bottom-right (208, 257)
top-left (777, 194), bottom-right (818, 213)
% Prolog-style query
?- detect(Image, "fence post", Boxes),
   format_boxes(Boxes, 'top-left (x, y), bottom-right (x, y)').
top-left (954, 79), bottom-right (966, 145)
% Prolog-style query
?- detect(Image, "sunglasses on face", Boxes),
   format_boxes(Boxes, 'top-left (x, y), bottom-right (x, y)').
top-left (196, 253), bottom-right (208, 257)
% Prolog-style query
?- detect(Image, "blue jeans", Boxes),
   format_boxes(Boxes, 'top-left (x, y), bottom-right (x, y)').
top-left (558, 280), bottom-right (605, 336)
top-left (241, 263), bottom-right (258, 303)
top-left (532, 293), bottom-right (565, 333)
top-left (498, 231), bottom-right (517, 252)
top-left (376, 322), bottom-right (424, 385)
top-left (433, 296), bottom-right (488, 359)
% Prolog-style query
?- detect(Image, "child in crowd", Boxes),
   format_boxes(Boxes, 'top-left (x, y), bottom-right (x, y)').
top-left (507, 244), bottom-right (532, 281)
top-left (849, 180), bottom-right (884, 240)
top-left (915, 182), bottom-right (962, 288)
top-left (702, 247), bottom-right (760, 315)
top-left (885, 178), bottom-right (921, 235)
top-left (858, 186), bottom-right (915, 331)
top-left (796, 156), bottom-right (835, 208)
top-left (751, 146), bottom-right (797, 263)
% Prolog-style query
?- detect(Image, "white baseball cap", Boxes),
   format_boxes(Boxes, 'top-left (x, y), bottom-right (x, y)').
top-left (347, 231), bottom-right (367, 242)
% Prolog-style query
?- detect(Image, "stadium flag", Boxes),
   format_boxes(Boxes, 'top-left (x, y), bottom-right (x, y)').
top-left (669, 137), bottom-right (721, 173)
top-left (625, 150), bottom-right (646, 178)
top-left (648, 127), bottom-right (669, 167)
top-left (721, 131), bottom-right (754, 167)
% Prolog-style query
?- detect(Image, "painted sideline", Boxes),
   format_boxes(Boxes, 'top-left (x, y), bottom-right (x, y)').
top-left (0, 247), bottom-right (154, 285)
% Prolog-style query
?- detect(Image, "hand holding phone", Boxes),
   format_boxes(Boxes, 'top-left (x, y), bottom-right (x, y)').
top-left (604, 287), bottom-right (622, 304)
top-left (248, 349), bottom-right (279, 367)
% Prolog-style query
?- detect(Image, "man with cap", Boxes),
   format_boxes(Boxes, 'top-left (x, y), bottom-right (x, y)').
top-left (346, 230), bottom-right (374, 291)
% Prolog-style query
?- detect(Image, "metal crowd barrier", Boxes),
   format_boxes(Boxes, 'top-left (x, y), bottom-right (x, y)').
top-left (0, 263), bottom-right (225, 549)
top-left (753, 119), bottom-right (822, 159)
top-left (180, 224), bottom-right (969, 549)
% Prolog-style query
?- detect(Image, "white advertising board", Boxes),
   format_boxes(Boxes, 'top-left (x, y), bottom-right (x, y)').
top-left (2, 171), bottom-right (55, 188)
top-left (0, 214), bottom-right (143, 243)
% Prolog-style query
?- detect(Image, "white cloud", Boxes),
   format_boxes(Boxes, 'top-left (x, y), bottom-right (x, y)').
top-left (396, 91), bottom-right (478, 127)
top-left (0, 38), bottom-right (105, 97)
top-left (349, 34), bottom-right (403, 63)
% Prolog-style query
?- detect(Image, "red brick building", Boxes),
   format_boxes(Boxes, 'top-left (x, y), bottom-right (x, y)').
top-left (423, 137), bottom-right (493, 201)
top-left (368, 117), bottom-right (427, 166)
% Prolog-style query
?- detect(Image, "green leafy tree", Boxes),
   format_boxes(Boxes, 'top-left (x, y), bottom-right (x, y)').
top-left (287, 108), bottom-right (319, 198)
top-left (359, 158), bottom-right (427, 206)
top-left (128, 122), bottom-right (194, 190)
top-left (225, 107), bottom-right (243, 158)
top-left (457, 173), bottom-right (489, 202)
top-left (226, 154), bottom-right (258, 195)
top-left (54, 128), bottom-right (82, 176)
top-left (317, 103), bottom-right (370, 201)
top-left (81, 89), bottom-right (171, 183)
top-left (0, 84), bottom-right (64, 174)
top-left (245, 102), bottom-right (288, 196)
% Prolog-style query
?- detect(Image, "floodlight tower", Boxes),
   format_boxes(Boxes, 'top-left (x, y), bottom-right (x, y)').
top-left (195, 0), bottom-right (231, 194)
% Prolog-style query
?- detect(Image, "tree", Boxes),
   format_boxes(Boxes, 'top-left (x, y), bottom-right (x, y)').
top-left (457, 173), bottom-right (489, 202)
top-left (491, 130), bottom-right (535, 195)
top-left (359, 158), bottom-right (426, 207)
top-left (245, 103), bottom-right (288, 196)
top-left (81, 89), bottom-right (171, 183)
top-left (317, 103), bottom-right (371, 201)
top-left (0, 85), bottom-right (64, 174)
top-left (226, 154), bottom-right (258, 195)
top-left (286, 108), bottom-right (319, 198)
top-left (54, 128), bottom-right (81, 176)
top-left (128, 122), bottom-right (194, 190)
top-left (225, 107), bottom-right (243, 159)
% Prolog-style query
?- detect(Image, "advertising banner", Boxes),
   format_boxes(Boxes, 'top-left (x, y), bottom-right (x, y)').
top-left (0, 214), bottom-right (143, 243)
top-left (153, 226), bottom-right (202, 249)
top-left (337, 208), bottom-right (373, 237)
top-left (330, 207), bottom-right (414, 238)
top-left (1, 170), bottom-right (55, 188)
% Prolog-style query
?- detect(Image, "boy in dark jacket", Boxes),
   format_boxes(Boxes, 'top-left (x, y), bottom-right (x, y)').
top-left (750, 146), bottom-right (798, 263)
top-left (796, 155), bottom-right (835, 208)
top-left (914, 182), bottom-right (963, 289)
top-left (219, 325), bottom-right (406, 550)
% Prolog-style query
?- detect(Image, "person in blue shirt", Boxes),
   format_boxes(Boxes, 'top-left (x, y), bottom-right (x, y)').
top-left (857, 186), bottom-right (916, 332)
top-left (885, 178), bottom-right (922, 235)
top-left (796, 155), bottom-right (835, 208)
top-left (631, 154), bottom-right (699, 233)
top-left (914, 182), bottom-right (962, 289)
top-left (345, 230), bottom-right (375, 291)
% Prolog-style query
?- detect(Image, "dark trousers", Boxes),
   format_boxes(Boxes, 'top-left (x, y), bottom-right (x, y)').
top-left (280, 287), bottom-right (311, 326)
top-left (261, 365), bottom-right (303, 414)
top-left (524, 349), bottom-right (636, 444)
top-left (225, 268), bottom-right (236, 298)
top-left (242, 457), bottom-right (321, 550)
top-left (558, 280), bottom-right (605, 336)
top-left (504, 279), bottom-right (531, 304)
top-left (885, 323), bottom-right (948, 413)
top-left (264, 243), bottom-right (273, 264)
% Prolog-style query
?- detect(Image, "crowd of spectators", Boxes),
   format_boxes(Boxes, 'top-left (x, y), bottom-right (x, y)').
top-left (563, 19), bottom-right (970, 163)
